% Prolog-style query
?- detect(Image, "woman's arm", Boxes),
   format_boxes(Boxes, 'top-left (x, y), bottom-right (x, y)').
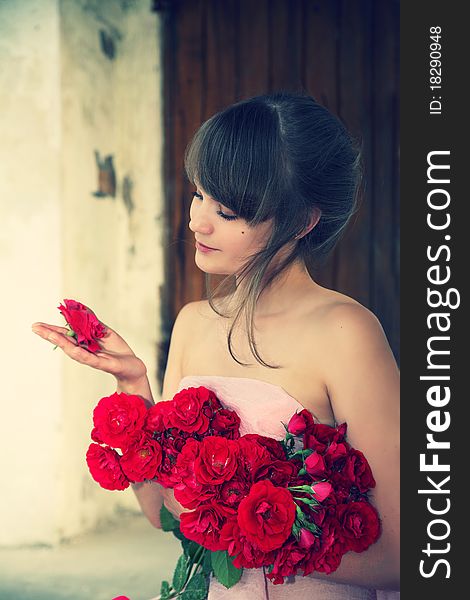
top-left (309, 303), bottom-right (400, 590)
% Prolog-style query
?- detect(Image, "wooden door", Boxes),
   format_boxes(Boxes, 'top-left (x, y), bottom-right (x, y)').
top-left (154, 0), bottom-right (400, 388)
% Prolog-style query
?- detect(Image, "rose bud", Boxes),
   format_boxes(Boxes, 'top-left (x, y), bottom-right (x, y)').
top-left (311, 481), bottom-right (332, 503)
top-left (299, 528), bottom-right (317, 549)
top-left (287, 409), bottom-right (314, 436)
top-left (304, 451), bottom-right (326, 476)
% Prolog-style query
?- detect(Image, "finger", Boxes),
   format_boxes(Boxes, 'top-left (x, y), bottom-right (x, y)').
top-left (53, 335), bottom-right (118, 373)
top-left (32, 323), bottom-right (74, 336)
top-left (32, 325), bottom-right (78, 346)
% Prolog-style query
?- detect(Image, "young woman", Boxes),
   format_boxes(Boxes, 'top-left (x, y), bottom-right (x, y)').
top-left (32, 93), bottom-right (399, 598)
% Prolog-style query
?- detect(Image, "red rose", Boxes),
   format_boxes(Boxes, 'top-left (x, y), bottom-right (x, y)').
top-left (219, 479), bottom-right (250, 510)
top-left (92, 392), bottom-right (147, 451)
top-left (180, 503), bottom-right (226, 551)
top-left (311, 481), bottom-right (333, 503)
top-left (155, 454), bottom-right (178, 489)
top-left (86, 443), bottom-right (129, 491)
top-left (287, 409), bottom-right (315, 436)
top-left (193, 436), bottom-right (239, 485)
top-left (236, 437), bottom-right (272, 481)
top-left (165, 387), bottom-right (212, 434)
top-left (266, 538), bottom-right (310, 584)
top-left (304, 451), bottom-right (326, 476)
top-left (298, 528), bottom-right (318, 550)
top-left (242, 434), bottom-right (286, 460)
top-left (303, 514), bottom-right (345, 575)
top-left (255, 459), bottom-right (298, 487)
top-left (144, 400), bottom-right (173, 434)
top-left (120, 433), bottom-right (162, 482)
top-left (336, 501), bottom-right (381, 552)
top-left (340, 449), bottom-right (376, 492)
top-left (211, 408), bottom-right (241, 439)
top-left (58, 299), bottom-right (106, 353)
top-left (304, 422), bottom-right (348, 454)
top-left (219, 518), bottom-right (275, 569)
top-left (324, 441), bottom-right (350, 468)
top-left (237, 479), bottom-right (296, 552)
top-left (172, 439), bottom-right (217, 508)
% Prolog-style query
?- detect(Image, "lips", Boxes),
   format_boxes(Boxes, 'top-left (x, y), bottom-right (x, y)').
top-left (196, 240), bottom-right (218, 250)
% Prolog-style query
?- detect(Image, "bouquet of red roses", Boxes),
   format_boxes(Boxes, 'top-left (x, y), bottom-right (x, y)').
top-left (87, 386), bottom-right (381, 599)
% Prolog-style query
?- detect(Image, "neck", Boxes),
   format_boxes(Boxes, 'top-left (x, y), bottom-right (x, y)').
top-left (233, 257), bottom-right (317, 318)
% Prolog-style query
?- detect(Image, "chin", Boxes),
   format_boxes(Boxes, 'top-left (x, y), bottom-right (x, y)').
top-left (194, 257), bottom-right (233, 276)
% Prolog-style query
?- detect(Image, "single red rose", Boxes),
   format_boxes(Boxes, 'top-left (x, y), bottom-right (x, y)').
top-left (211, 408), bottom-right (241, 439)
top-left (172, 438), bottom-right (200, 484)
top-left (237, 479), bottom-right (296, 552)
top-left (92, 392), bottom-right (147, 451)
top-left (303, 422), bottom-right (348, 454)
top-left (336, 501), bottom-right (381, 552)
top-left (304, 451), bottom-right (326, 477)
top-left (340, 449), bottom-right (376, 492)
top-left (119, 433), bottom-right (162, 482)
top-left (172, 439), bottom-right (217, 508)
top-left (180, 503), bottom-right (226, 551)
top-left (298, 528), bottom-right (318, 550)
top-left (236, 437), bottom-right (272, 481)
top-left (255, 459), bottom-right (298, 487)
top-left (324, 441), bottom-right (350, 468)
top-left (219, 518), bottom-right (275, 569)
top-left (164, 386), bottom-right (213, 434)
top-left (58, 299), bottom-right (106, 353)
top-left (311, 481), bottom-right (333, 503)
top-left (219, 479), bottom-right (250, 510)
top-left (112, 596), bottom-right (131, 600)
top-left (155, 454), bottom-right (178, 488)
top-left (86, 443), bottom-right (129, 491)
top-left (242, 434), bottom-right (286, 460)
top-left (144, 400), bottom-right (173, 435)
top-left (287, 409), bottom-right (315, 436)
top-left (266, 538), bottom-right (310, 584)
top-left (303, 513), bottom-right (345, 575)
top-left (194, 436), bottom-right (239, 485)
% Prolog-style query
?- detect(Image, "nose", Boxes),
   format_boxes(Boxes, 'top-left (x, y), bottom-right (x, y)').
top-left (188, 197), bottom-right (215, 235)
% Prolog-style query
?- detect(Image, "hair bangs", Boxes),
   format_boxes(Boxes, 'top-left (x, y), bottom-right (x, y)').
top-left (185, 102), bottom-right (288, 226)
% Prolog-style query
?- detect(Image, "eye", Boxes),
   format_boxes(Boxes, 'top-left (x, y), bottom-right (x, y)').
top-left (192, 191), bottom-right (238, 221)
top-left (217, 210), bottom-right (238, 221)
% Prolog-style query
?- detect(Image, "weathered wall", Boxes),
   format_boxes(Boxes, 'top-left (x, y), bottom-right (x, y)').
top-left (0, 0), bottom-right (164, 546)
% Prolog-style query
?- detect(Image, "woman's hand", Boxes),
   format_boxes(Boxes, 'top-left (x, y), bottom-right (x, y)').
top-left (31, 319), bottom-right (147, 385)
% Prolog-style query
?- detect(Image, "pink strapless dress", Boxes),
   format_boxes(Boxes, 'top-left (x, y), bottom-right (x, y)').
top-left (172, 375), bottom-right (399, 600)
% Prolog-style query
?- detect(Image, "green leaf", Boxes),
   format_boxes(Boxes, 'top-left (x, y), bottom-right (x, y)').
top-left (202, 550), bottom-right (213, 576)
top-left (172, 527), bottom-right (186, 542)
top-left (172, 553), bottom-right (190, 593)
top-left (160, 504), bottom-right (179, 532)
top-left (182, 539), bottom-right (203, 560)
top-left (160, 580), bottom-right (171, 600)
top-left (180, 572), bottom-right (209, 600)
top-left (292, 519), bottom-right (301, 540)
top-left (211, 551), bottom-right (243, 589)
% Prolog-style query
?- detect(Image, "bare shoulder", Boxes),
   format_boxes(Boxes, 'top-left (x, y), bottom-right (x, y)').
top-left (308, 289), bottom-right (390, 354)
top-left (306, 289), bottom-right (399, 421)
top-left (161, 300), bottom-right (207, 399)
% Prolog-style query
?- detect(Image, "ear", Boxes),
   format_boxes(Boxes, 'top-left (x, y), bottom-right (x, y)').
top-left (298, 208), bottom-right (322, 239)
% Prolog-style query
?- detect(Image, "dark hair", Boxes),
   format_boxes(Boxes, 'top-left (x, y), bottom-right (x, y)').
top-left (185, 92), bottom-right (362, 369)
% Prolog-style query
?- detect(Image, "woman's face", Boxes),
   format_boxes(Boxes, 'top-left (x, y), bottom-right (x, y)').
top-left (188, 185), bottom-right (273, 275)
